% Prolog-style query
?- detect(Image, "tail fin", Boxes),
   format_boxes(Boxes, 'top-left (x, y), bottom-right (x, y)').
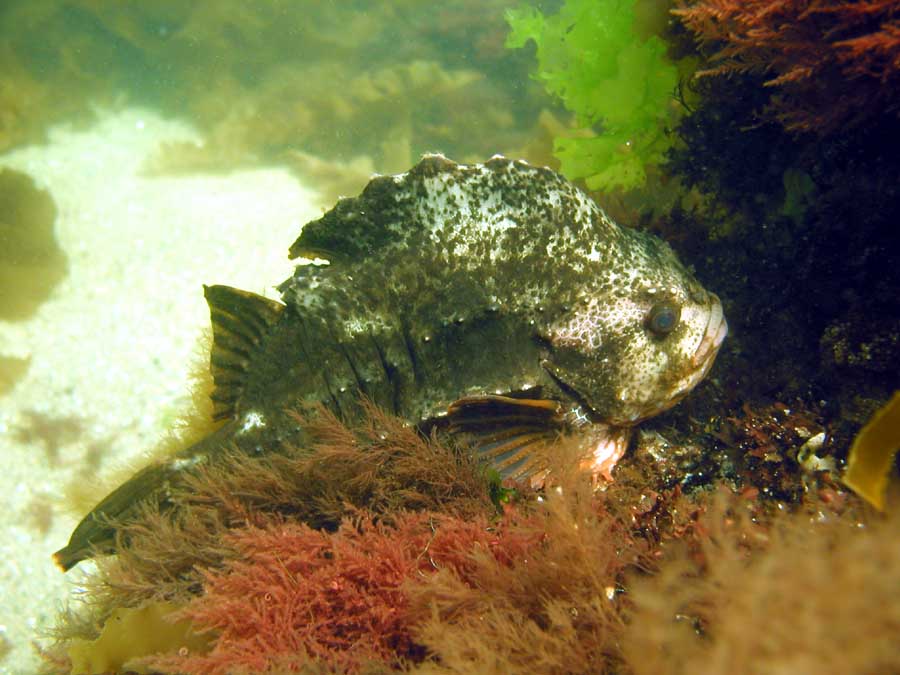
top-left (53, 419), bottom-right (239, 571)
top-left (52, 461), bottom-right (176, 571)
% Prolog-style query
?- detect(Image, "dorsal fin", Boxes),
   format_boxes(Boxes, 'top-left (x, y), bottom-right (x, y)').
top-left (287, 154), bottom-right (582, 264)
top-left (203, 284), bottom-right (284, 420)
top-left (287, 155), bottom-right (459, 263)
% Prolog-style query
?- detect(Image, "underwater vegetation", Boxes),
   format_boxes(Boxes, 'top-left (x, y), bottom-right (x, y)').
top-left (0, 167), bottom-right (67, 394)
top-left (0, 168), bottom-right (66, 320)
top-left (0, 354), bottom-right (29, 396)
top-left (499, 0), bottom-right (900, 545)
top-left (42, 142), bottom-right (896, 673)
top-left (66, 603), bottom-right (210, 675)
top-left (43, 405), bottom-right (899, 675)
top-left (674, 0), bottom-right (900, 134)
top-left (844, 392), bottom-right (900, 511)
top-left (623, 484), bottom-right (900, 675)
top-left (11, 410), bottom-right (85, 466)
top-left (505, 0), bottom-right (681, 191)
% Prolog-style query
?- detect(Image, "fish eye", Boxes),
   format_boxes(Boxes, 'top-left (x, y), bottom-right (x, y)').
top-left (646, 301), bottom-right (680, 336)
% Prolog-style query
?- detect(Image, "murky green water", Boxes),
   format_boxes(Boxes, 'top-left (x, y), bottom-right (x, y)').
top-left (1, 1), bottom-right (549, 187)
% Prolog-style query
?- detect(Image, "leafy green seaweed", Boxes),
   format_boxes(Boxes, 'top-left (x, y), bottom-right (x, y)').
top-left (506, 0), bottom-right (678, 191)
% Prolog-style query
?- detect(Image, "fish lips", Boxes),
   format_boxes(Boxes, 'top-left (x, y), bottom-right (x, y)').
top-left (692, 293), bottom-right (728, 369)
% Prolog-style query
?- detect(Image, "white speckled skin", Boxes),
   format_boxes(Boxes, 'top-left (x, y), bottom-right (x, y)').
top-left (282, 154), bottom-right (727, 427)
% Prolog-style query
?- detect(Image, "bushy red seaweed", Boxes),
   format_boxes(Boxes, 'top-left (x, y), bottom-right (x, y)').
top-left (144, 510), bottom-right (545, 674)
top-left (675, 0), bottom-right (900, 132)
top-left (46, 406), bottom-right (896, 675)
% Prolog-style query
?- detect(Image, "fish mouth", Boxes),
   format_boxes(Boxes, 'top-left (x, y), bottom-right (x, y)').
top-left (692, 293), bottom-right (727, 369)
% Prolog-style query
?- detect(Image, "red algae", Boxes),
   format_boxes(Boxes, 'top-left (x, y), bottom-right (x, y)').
top-left (675, 0), bottom-right (900, 133)
top-left (144, 511), bottom-right (544, 674)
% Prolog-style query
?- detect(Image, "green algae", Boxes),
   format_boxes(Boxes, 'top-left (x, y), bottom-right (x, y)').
top-left (505, 0), bottom-right (680, 191)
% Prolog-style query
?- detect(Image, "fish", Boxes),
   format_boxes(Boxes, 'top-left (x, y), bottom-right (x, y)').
top-left (53, 154), bottom-right (727, 571)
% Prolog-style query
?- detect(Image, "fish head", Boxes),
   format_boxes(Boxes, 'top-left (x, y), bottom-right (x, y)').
top-left (539, 228), bottom-right (727, 426)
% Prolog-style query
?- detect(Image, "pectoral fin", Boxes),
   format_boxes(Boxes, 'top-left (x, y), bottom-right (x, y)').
top-left (447, 394), bottom-right (565, 480)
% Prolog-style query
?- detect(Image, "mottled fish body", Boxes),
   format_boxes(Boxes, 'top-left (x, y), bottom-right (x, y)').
top-left (54, 155), bottom-right (726, 571)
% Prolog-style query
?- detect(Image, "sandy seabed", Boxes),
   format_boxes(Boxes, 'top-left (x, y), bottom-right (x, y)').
top-left (0, 108), bottom-right (320, 674)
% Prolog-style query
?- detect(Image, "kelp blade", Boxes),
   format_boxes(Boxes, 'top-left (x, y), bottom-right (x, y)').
top-left (843, 391), bottom-right (900, 511)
